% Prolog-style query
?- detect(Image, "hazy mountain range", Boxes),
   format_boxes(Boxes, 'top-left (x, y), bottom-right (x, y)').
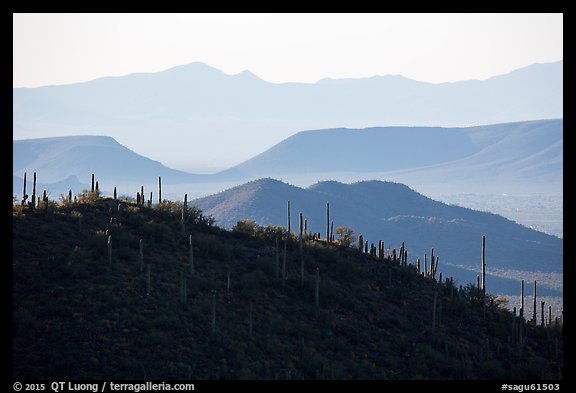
top-left (13, 60), bottom-right (562, 172)
top-left (225, 119), bottom-right (562, 193)
top-left (12, 135), bottom-right (207, 196)
top-left (12, 118), bottom-right (562, 198)
top-left (193, 178), bottom-right (562, 296)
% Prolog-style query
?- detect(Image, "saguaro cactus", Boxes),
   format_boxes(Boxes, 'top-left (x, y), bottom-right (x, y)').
top-left (182, 194), bottom-right (188, 233)
top-left (299, 212), bottom-right (304, 253)
top-left (43, 190), bottom-right (48, 211)
top-left (358, 235), bottom-right (364, 252)
top-left (330, 221), bottom-right (334, 245)
top-left (326, 202), bottom-right (330, 243)
top-left (158, 176), bottom-right (162, 205)
top-left (541, 300), bottom-right (545, 327)
top-left (140, 186), bottom-right (144, 204)
top-left (21, 172), bottom-right (27, 206)
top-left (481, 235), bottom-right (486, 296)
top-left (68, 189), bottom-right (72, 203)
top-left (113, 187), bottom-right (117, 200)
top-left (520, 279), bottom-right (525, 317)
top-left (91, 173), bottom-right (95, 193)
top-left (31, 172), bottom-right (37, 209)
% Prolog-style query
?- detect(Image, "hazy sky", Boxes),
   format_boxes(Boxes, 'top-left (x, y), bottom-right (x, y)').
top-left (13, 13), bottom-right (562, 88)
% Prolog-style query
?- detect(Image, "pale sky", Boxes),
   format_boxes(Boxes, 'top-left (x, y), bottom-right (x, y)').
top-left (13, 13), bottom-right (563, 88)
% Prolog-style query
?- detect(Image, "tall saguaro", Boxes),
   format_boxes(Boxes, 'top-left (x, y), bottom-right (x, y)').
top-left (182, 194), bottom-right (188, 222)
top-left (481, 235), bottom-right (486, 295)
top-left (299, 212), bottom-right (304, 254)
top-left (520, 279), bottom-right (525, 317)
top-left (330, 221), bottom-right (334, 244)
top-left (31, 172), bottom-right (37, 209)
top-left (326, 202), bottom-right (330, 243)
top-left (158, 176), bottom-right (162, 205)
top-left (21, 172), bottom-right (27, 206)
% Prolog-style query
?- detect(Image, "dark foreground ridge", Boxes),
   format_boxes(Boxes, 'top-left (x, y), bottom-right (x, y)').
top-left (13, 192), bottom-right (563, 379)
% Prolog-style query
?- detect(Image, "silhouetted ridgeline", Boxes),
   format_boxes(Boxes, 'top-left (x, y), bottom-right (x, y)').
top-left (193, 179), bottom-right (563, 296)
top-left (13, 187), bottom-right (562, 379)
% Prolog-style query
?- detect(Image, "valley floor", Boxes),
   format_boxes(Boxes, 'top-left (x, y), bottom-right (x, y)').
top-left (435, 193), bottom-right (563, 239)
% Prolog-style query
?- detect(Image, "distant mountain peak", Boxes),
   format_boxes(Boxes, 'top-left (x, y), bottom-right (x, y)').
top-left (12, 135), bottom-right (202, 186)
top-left (164, 63), bottom-right (267, 82)
top-left (250, 177), bottom-right (287, 186)
top-left (234, 69), bottom-right (263, 81)
top-left (167, 61), bottom-right (224, 73)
